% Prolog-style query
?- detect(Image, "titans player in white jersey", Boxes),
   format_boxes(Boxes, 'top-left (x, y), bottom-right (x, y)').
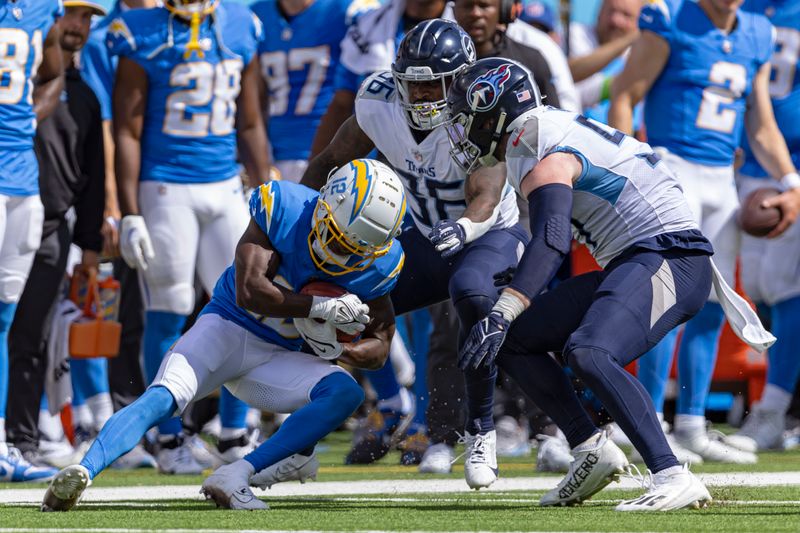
top-left (106, 0), bottom-right (272, 474)
top-left (608, 0), bottom-right (800, 464)
top-left (725, 0), bottom-right (800, 452)
top-left (42, 159), bottom-right (407, 511)
top-left (447, 58), bottom-right (773, 510)
top-left (303, 20), bottom-right (528, 489)
top-left (0, 0), bottom-right (64, 483)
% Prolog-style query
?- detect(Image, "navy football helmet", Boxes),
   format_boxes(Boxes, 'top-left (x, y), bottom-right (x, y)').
top-left (392, 19), bottom-right (476, 130)
top-left (445, 58), bottom-right (541, 173)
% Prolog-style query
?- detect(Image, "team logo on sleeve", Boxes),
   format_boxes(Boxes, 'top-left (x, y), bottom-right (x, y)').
top-left (466, 64), bottom-right (512, 112)
top-left (108, 18), bottom-right (136, 51)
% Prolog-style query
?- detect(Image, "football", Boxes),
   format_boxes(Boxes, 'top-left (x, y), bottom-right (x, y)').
top-left (299, 281), bottom-right (360, 342)
top-left (738, 187), bottom-right (782, 237)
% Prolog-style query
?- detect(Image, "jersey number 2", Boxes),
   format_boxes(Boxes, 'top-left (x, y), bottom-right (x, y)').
top-left (695, 61), bottom-right (746, 133)
top-left (261, 46), bottom-right (330, 116)
top-left (163, 59), bottom-right (242, 137)
top-left (0, 29), bottom-right (43, 105)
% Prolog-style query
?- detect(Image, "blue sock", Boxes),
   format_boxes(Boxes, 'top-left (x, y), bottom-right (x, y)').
top-left (676, 301), bottom-right (725, 416)
top-left (70, 358), bottom-right (110, 399)
top-left (80, 386), bottom-right (176, 479)
top-left (363, 360), bottom-right (401, 402)
top-left (0, 301), bottom-right (18, 424)
top-left (637, 328), bottom-right (679, 413)
top-left (143, 311), bottom-right (186, 436)
top-left (219, 387), bottom-right (248, 433)
top-left (768, 296), bottom-right (800, 393)
top-left (244, 373), bottom-right (363, 471)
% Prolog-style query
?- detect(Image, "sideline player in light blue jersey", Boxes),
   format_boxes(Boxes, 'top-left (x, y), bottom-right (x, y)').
top-left (252, 0), bottom-right (374, 182)
top-left (42, 159), bottom-right (407, 511)
top-left (106, 0), bottom-right (272, 474)
top-left (609, 0), bottom-right (800, 464)
top-left (727, 0), bottom-right (800, 452)
top-left (0, 0), bottom-right (64, 483)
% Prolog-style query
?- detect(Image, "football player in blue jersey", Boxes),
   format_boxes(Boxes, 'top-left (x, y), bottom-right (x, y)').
top-left (726, 0), bottom-right (800, 452)
top-left (42, 159), bottom-right (407, 512)
top-left (609, 0), bottom-right (800, 464)
top-left (0, 0), bottom-right (65, 483)
top-left (252, 0), bottom-right (375, 183)
top-left (447, 57), bottom-right (771, 510)
top-left (106, 0), bottom-right (273, 474)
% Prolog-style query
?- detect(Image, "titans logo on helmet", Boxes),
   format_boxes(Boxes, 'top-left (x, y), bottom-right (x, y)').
top-left (467, 63), bottom-right (512, 112)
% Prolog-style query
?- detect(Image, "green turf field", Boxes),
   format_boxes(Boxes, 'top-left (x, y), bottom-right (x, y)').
top-left (2, 432), bottom-right (799, 532)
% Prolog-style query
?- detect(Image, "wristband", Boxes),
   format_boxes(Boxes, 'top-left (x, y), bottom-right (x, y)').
top-left (456, 204), bottom-right (500, 244)
top-left (780, 172), bottom-right (800, 190)
top-left (492, 291), bottom-right (526, 322)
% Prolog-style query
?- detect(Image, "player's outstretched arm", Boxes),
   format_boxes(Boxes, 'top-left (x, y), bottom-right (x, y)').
top-left (300, 115), bottom-right (375, 191)
top-left (33, 24), bottom-right (64, 122)
top-left (235, 219), bottom-right (316, 317)
top-left (337, 294), bottom-right (395, 370)
top-left (744, 62), bottom-right (800, 237)
top-left (608, 30), bottom-right (668, 135)
top-left (236, 56), bottom-right (272, 187)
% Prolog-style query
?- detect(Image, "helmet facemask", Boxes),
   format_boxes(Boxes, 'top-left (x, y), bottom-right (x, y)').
top-left (445, 110), bottom-right (508, 174)
top-left (393, 66), bottom-right (461, 131)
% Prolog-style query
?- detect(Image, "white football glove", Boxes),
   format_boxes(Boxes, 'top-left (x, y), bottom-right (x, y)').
top-left (294, 318), bottom-right (343, 360)
top-left (120, 215), bottom-right (155, 271)
top-left (308, 294), bottom-right (370, 336)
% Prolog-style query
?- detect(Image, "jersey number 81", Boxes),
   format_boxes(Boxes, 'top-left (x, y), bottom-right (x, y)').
top-left (0, 29), bottom-right (43, 106)
top-left (163, 59), bottom-right (242, 138)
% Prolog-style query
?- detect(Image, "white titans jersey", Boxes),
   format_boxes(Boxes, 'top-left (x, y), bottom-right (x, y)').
top-left (505, 107), bottom-right (698, 267)
top-left (356, 71), bottom-right (519, 234)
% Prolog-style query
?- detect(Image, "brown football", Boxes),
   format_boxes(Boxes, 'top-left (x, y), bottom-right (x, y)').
top-left (738, 188), bottom-right (782, 237)
top-left (299, 281), bottom-right (359, 342)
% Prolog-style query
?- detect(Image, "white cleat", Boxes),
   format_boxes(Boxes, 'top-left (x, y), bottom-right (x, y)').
top-left (461, 430), bottom-right (498, 490)
top-left (630, 427), bottom-right (704, 466)
top-left (418, 443), bottom-right (455, 474)
top-left (604, 423), bottom-right (633, 447)
top-left (111, 444), bottom-right (157, 470)
top-left (674, 430), bottom-right (757, 464)
top-left (201, 461), bottom-right (267, 510)
top-left (616, 464), bottom-right (712, 511)
top-left (495, 416), bottom-right (531, 457)
top-left (249, 451), bottom-right (319, 489)
top-left (540, 430), bottom-right (628, 507)
top-left (215, 432), bottom-right (259, 465)
top-left (41, 465), bottom-right (91, 512)
top-left (726, 403), bottom-right (785, 452)
top-left (157, 437), bottom-right (207, 475)
top-left (536, 433), bottom-right (574, 473)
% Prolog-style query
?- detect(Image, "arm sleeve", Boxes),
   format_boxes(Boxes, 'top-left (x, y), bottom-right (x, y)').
top-left (73, 97), bottom-right (106, 252)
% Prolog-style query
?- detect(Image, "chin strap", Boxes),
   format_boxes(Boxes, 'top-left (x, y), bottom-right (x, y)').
top-left (184, 11), bottom-right (204, 59)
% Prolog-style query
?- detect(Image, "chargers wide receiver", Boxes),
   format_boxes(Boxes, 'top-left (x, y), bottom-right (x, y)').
top-left (303, 20), bottom-right (529, 489)
top-left (448, 58), bottom-right (774, 510)
top-left (106, 0), bottom-right (273, 473)
top-left (0, 0), bottom-right (64, 483)
top-left (609, 0), bottom-right (800, 464)
top-left (42, 159), bottom-right (407, 511)
top-left (251, 0), bottom-right (375, 182)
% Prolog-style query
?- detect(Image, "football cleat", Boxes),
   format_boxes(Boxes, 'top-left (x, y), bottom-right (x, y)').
top-left (536, 433), bottom-right (574, 473)
top-left (540, 430), bottom-right (628, 507)
top-left (215, 432), bottom-right (259, 465)
top-left (111, 443), bottom-right (158, 470)
top-left (460, 430), bottom-right (498, 490)
top-left (0, 447), bottom-right (58, 483)
top-left (41, 465), bottom-right (91, 511)
top-left (495, 416), bottom-right (531, 457)
top-left (604, 422), bottom-right (633, 448)
top-left (345, 408), bottom-right (413, 464)
top-left (673, 429), bottom-right (757, 464)
top-left (156, 436), bottom-right (207, 474)
top-left (250, 451), bottom-right (319, 489)
top-left (398, 432), bottom-right (429, 466)
top-left (726, 402), bottom-right (785, 452)
top-left (615, 464), bottom-right (712, 512)
top-left (33, 439), bottom-right (79, 469)
top-left (201, 461), bottom-right (267, 510)
top-left (629, 422), bottom-right (703, 466)
top-left (418, 442), bottom-right (455, 474)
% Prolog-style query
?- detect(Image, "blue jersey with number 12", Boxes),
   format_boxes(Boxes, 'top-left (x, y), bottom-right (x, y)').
top-left (106, 3), bottom-right (262, 184)
top-left (641, 0), bottom-right (774, 166)
top-left (204, 181), bottom-right (404, 350)
top-left (741, 0), bottom-right (800, 178)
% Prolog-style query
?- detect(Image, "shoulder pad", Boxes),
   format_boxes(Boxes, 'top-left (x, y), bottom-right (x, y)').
top-left (356, 71), bottom-right (396, 103)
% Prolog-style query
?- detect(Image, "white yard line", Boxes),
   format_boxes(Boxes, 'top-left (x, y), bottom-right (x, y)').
top-left (2, 471), bottom-right (800, 505)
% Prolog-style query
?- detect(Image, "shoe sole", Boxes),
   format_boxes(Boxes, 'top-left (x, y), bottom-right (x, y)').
top-left (201, 485), bottom-right (267, 510)
top-left (616, 490), bottom-right (713, 512)
top-left (41, 468), bottom-right (89, 512)
top-left (540, 464), bottom-right (626, 507)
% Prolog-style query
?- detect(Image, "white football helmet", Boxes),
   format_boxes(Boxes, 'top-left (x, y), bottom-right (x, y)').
top-left (309, 159), bottom-right (406, 276)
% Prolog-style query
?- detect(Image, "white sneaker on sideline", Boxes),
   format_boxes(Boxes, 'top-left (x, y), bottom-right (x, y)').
top-left (112, 444), bottom-right (157, 470)
top-left (495, 416), bottom-right (531, 457)
top-left (201, 460), bottom-right (267, 510)
top-left (726, 403), bottom-right (785, 452)
top-left (629, 423), bottom-right (703, 465)
top-left (250, 451), bottom-right (319, 489)
top-left (616, 464), bottom-right (712, 511)
top-left (674, 429), bottom-right (757, 464)
top-left (536, 433), bottom-right (573, 473)
top-left (187, 434), bottom-right (220, 469)
top-left (41, 465), bottom-right (91, 512)
top-left (540, 430), bottom-right (628, 507)
top-left (418, 443), bottom-right (455, 474)
top-left (37, 439), bottom-right (78, 469)
top-left (460, 430), bottom-right (498, 489)
top-left (157, 437), bottom-right (206, 475)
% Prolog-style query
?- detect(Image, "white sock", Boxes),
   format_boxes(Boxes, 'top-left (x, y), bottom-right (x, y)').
top-left (376, 387), bottom-right (413, 415)
top-left (220, 427), bottom-right (247, 441)
top-left (39, 409), bottom-right (66, 442)
top-left (575, 431), bottom-right (602, 450)
top-left (656, 412), bottom-right (665, 424)
top-left (674, 414), bottom-right (706, 437)
top-left (245, 408), bottom-right (261, 429)
top-left (86, 393), bottom-right (114, 431)
top-left (72, 404), bottom-right (92, 430)
top-left (758, 384), bottom-right (792, 414)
